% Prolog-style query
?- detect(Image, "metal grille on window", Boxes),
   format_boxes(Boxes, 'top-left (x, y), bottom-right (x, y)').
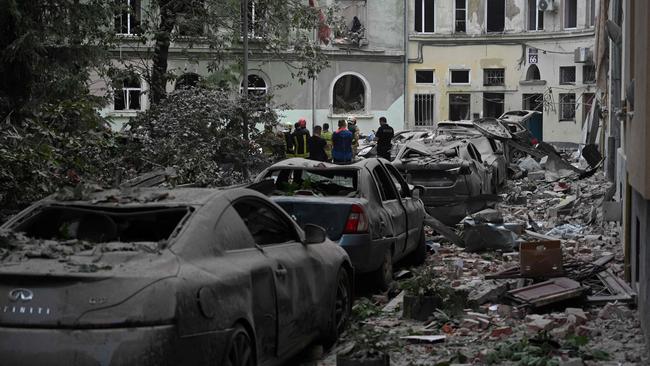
top-left (583, 65), bottom-right (596, 84)
top-left (414, 94), bottom-right (435, 127)
top-left (484, 69), bottom-right (505, 86)
top-left (559, 93), bottom-right (576, 121)
top-left (560, 67), bottom-right (576, 84)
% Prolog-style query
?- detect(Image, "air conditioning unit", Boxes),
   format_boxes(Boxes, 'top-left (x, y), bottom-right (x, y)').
top-left (574, 47), bottom-right (593, 63)
top-left (538, 0), bottom-right (556, 12)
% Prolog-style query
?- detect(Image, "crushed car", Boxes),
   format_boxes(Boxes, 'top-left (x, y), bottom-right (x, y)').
top-left (0, 187), bottom-right (353, 366)
top-left (254, 158), bottom-right (426, 290)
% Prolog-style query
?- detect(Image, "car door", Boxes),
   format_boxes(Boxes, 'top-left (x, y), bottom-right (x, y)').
top-left (382, 162), bottom-right (424, 252)
top-left (231, 197), bottom-right (324, 358)
top-left (370, 164), bottom-right (408, 258)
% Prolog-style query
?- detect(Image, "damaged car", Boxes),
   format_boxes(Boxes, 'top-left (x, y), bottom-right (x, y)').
top-left (254, 158), bottom-right (426, 290)
top-left (392, 139), bottom-right (496, 225)
top-left (0, 187), bottom-right (353, 366)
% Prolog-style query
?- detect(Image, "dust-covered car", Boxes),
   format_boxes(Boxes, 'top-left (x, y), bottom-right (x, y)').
top-left (254, 158), bottom-right (426, 290)
top-left (392, 139), bottom-right (495, 225)
top-left (0, 187), bottom-right (353, 366)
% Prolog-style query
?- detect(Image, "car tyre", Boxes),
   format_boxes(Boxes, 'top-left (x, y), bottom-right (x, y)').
top-left (226, 324), bottom-right (255, 366)
top-left (322, 268), bottom-right (352, 350)
top-left (373, 249), bottom-right (393, 291)
top-left (405, 227), bottom-right (426, 266)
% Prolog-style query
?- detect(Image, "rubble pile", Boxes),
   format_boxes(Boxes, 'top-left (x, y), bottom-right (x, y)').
top-left (315, 167), bottom-right (647, 366)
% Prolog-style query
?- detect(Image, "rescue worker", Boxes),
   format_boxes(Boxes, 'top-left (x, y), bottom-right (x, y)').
top-left (347, 117), bottom-right (360, 156)
top-left (292, 117), bottom-right (310, 158)
top-left (308, 126), bottom-right (328, 162)
top-left (332, 119), bottom-right (353, 163)
top-left (375, 116), bottom-right (394, 160)
top-left (282, 123), bottom-right (295, 158)
top-left (321, 123), bottom-right (333, 161)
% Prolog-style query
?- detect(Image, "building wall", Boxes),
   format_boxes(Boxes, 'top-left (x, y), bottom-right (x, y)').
top-left (407, 0), bottom-right (598, 143)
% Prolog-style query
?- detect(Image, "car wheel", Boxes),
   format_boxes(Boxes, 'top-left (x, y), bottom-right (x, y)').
top-left (322, 268), bottom-right (352, 350)
top-left (405, 227), bottom-right (426, 266)
top-left (374, 249), bottom-right (393, 291)
top-left (226, 325), bottom-right (255, 366)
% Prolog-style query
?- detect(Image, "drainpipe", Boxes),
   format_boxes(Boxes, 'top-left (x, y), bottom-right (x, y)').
top-left (403, 0), bottom-right (408, 129)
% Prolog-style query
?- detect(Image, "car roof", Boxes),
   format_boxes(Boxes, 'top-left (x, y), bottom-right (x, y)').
top-left (41, 187), bottom-right (232, 207)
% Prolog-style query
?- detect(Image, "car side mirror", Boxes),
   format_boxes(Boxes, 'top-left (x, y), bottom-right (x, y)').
top-left (411, 185), bottom-right (425, 199)
top-left (303, 224), bottom-right (327, 244)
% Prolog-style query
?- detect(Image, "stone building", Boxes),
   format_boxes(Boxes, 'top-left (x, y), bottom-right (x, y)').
top-left (406, 0), bottom-right (598, 143)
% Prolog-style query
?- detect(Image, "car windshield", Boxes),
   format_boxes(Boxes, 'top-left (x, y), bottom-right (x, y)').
top-left (265, 169), bottom-right (358, 197)
top-left (10, 205), bottom-right (191, 245)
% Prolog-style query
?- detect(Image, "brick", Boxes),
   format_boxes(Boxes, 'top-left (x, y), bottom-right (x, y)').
top-left (490, 326), bottom-right (513, 338)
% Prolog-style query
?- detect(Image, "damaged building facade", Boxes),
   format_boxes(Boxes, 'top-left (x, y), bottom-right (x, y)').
top-left (407, 0), bottom-right (599, 143)
top-left (95, 0), bottom-right (407, 134)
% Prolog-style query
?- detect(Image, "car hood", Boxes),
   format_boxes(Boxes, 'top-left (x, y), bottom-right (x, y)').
top-left (0, 243), bottom-right (180, 328)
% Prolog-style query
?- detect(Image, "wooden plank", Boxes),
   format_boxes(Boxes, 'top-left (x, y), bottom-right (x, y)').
top-left (525, 230), bottom-right (561, 241)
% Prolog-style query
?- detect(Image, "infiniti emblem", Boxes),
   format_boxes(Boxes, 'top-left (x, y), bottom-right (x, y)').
top-left (8, 289), bottom-right (33, 302)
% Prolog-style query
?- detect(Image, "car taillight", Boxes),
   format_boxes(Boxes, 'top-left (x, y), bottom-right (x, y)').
top-left (531, 137), bottom-right (539, 145)
top-left (343, 204), bottom-right (369, 233)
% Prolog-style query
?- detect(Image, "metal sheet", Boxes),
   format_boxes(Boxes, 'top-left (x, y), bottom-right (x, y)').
top-left (519, 240), bottom-right (564, 278)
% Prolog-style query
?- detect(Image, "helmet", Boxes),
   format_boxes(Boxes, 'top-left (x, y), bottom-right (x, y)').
top-left (298, 117), bottom-right (307, 128)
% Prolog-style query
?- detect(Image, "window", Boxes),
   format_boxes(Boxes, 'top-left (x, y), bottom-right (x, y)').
top-left (588, 0), bottom-right (597, 27)
top-left (241, 74), bottom-right (267, 97)
top-left (583, 65), bottom-right (596, 84)
top-left (559, 93), bottom-right (576, 121)
top-left (483, 93), bottom-right (504, 118)
top-left (523, 93), bottom-right (544, 111)
top-left (415, 0), bottom-right (435, 33)
top-left (385, 164), bottom-right (411, 199)
top-left (233, 199), bottom-right (297, 246)
top-left (455, 0), bottom-right (467, 33)
top-left (582, 93), bottom-right (595, 124)
top-left (526, 65), bottom-right (541, 81)
top-left (243, 0), bottom-right (266, 38)
top-left (414, 94), bottom-right (435, 127)
top-left (115, 0), bottom-right (140, 35)
top-left (175, 73), bottom-right (201, 90)
top-left (483, 68), bottom-right (505, 86)
top-left (449, 94), bottom-right (470, 121)
top-left (114, 75), bottom-right (142, 111)
top-left (333, 74), bottom-right (366, 114)
top-left (450, 69), bottom-right (470, 85)
top-left (416, 70), bottom-right (434, 84)
top-left (372, 167), bottom-right (398, 201)
top-left (564, 0), bottom-right (577, 29)
top-left (527, 0), bottom-right (544, 30)
top-left (177, 0), bottom-right (205, 37)
top-left (487, 0), bottom-right (505, 33)
top-left (560, 66), bottom-right (576, 84)
top-left (265, 168), bottom-right (358, 197)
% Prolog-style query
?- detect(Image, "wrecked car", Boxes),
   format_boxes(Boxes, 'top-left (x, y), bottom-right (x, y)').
top-left (392, 139), bottom-right (496, 225)
top-left (357, 129), bottom-right (435, 160)
top-left (254, 158), bottom-right (426, 290)
top-left (498, 111), bottom-right (542, 161)
top-left (0, 187), bottom-right (353, 366)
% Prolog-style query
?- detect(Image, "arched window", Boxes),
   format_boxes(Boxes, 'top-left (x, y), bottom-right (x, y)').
top-left (175, 72), bottom-right (201, 90)
top-left (333, 74), bottom-right (366, 114)
top-left (113, 74), bottom-right (141, 111)
top-left (240, 74), bottom-right (267, 97)
top-left (526, 64), bottom-right (541, 81)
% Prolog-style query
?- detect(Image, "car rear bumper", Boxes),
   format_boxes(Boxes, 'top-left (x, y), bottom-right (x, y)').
top-left (338, 234), bottom-right (390, 273)
top-left (0, 324), bottom-right (231, 366)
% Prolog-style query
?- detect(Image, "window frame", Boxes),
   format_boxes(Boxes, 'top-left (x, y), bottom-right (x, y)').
top-left (559, 93), bottom-right (577, 122)
top-left (559, 66), bottom-right (576, 85)
top-left (483, 68), bottom-right (505, 86)
top-left (414, 93), bottom-right (436, 127)
top-left (449, 69), bottom-right (471, 85)
top-left (115, 0), bottom-right (141, 36)
top-left (448, 93), bottom-right (471, 121)
top-left (582, 64), bottom-right (596, 84)
top-left (527, 0), bottom-right (544, 31)
top-left (113, 76), bottom-right (142, 112)
top-left (372, 166), bottom-right (399, 202)
top-left (564, 0), bottom-right (578, 29)
top-left (454, 0), bottom-right (467, 33)
top-left (486, 0), bottom-right (506, 33)
top-left (330, 72), bottom-right (370, 116)
top-left (414, 0), bottom-right (435, 34)
top-left (415, 70), bottom-right (435, 84)
top-left (231, 197), bottom-right (301, 247)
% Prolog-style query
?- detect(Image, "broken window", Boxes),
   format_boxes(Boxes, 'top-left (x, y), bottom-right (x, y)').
top-left (14, 205), bottom-right (190, 244)
top-left (583, 65), bottom-right (596, 84)
top-left (415, 0), bottom-right (435, 33)
top-left (483, 68), bottom-right (505, 86)
top-left (333, 74), bottom-right (366, 114)
top-left (115, 0), bottom-right (140, 35)
top-left (241, 74), bottom-right (267, 97)
top-left (242, 0), bottom-right (266, 38)
top-left (559, 93), bottom-right (576, 121)
top-left (450, 69), bottom-right (470, 84)
top-left (416, 70), bottom-right (434, 84)
top-left (114, 74), bottom-right (142, 111)
top-left (486, 0), bottom-right (505, 33)
top-left (564, 0), bottom-right (577, 28)
top-left (449, 94), bottom-right (470, 121)
top-left (233, 199), bottom-right (298, 246)
top-left (560, 66), bottom-right (576, 84)
top-left (414, 94), bottom-right (435, 127)
top-left (526, 65), bottom-right (541, 81)
top-left (483, 93), bottom-right (504, 118)
top-left (455, 0), bottom-right (467, 33)
top-left (372, 167), bottom-right (398, 201)
top-left (582, 93), bottom-right (595, 125)
top-left (265, 169), bottom-right (358, 197)
top-left (527, 0), bottom-right (544, 30)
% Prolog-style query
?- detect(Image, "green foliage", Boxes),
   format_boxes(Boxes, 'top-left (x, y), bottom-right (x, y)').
top-left (351, 298), bottom-right (381, 321)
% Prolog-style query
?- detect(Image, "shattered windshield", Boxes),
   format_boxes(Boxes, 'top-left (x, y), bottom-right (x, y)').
top-left (265, 169), bottom-right (358, 197)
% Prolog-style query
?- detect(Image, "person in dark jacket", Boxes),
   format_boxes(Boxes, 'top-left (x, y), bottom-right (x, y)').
top-left (375, 116), bottom-right (394, 160)
top-left (332, 119), bottom-right (353, 163)
top-left (282, 123), bottom-right (295, 158)
top-left (292, 118), bottom-right (310, 158)
top-left (308, 125), bottom-right (328, 162)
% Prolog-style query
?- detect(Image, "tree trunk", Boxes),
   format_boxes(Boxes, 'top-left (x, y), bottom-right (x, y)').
top-left (151, 0), bottom-right (177, 105)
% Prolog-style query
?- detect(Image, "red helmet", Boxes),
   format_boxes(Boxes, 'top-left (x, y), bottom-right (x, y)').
top-left (298, 117), bottom-right (307, 128)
